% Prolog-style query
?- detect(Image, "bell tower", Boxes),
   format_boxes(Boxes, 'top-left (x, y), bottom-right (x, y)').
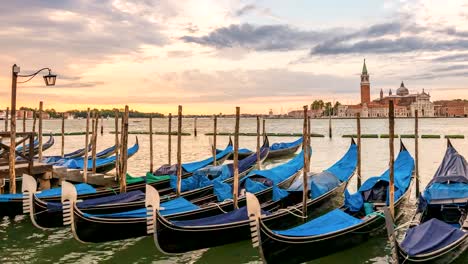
top-left (360, 59), bottom-right (370, 104)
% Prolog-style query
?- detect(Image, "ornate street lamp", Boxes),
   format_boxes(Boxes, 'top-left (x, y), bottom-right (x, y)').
top-left (9, 64), bottom-right (57, 193)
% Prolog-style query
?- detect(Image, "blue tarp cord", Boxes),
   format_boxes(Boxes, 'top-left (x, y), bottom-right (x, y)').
top-left (400, 218), bottom-right (466, 256)
top-left (273, 209), bottom-right (362, 236)
top-left (46, 190), bottom-right (145, 212)
top-left (270, 137), bottom-right (303, 151)
top-left (82, 197), bottom-right (199, 218)
top-left (182, 145), bottom-right (233, 173)
top-left (172, 206), bottom-right (270, 227)
top-left (344, 149), bottom-right (414, 211)
top-left (54, 143), bottom-right (139, 169)
top-left (423, 144), bottom-right (468, 203)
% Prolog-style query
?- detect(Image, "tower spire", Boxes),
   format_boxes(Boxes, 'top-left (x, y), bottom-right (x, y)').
top-left (362, 59), bottom-right (368, 75)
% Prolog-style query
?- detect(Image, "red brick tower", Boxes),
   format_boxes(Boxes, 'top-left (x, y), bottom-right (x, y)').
top-left (360, 59), bottom-right (370, 104)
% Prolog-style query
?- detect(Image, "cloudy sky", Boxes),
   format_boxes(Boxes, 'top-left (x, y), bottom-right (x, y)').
top-left (1, 0), bottom-right (468, 114)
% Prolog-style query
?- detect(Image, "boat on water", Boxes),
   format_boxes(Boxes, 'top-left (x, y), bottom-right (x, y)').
top-left (248, 141), bottom-right (414, 264)
top-left (44, 143), bottom-right (118, 165)
top-left (149, 138), bottom-right (356, 254)
top-left (56, 146), bottom-right (269, 242)
top-left (217, 137), bottom-right (302, 160)
top-left (390, 139), bottom-right (468, 263)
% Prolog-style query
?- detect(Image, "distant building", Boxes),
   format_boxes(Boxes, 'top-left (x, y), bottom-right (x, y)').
top-left (434, 100), bottom-right (468, 117)
top-left (337, 60), bottom-right (434, 117)
top-left (287, 109), bottom-right (323, 118)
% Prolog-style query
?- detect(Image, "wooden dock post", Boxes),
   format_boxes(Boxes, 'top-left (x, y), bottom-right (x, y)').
top-left (149, 113), bottom-right (154, 172)
top-left (194, 117), bottom-right (197, 137)
top-left (83, 108), bottom-right (90, 183)
top-left (212, 115), bottom-right (217, 166)
top-left (357, 113), bottom-right (362, 189)
top-left (22, 110), bottom-right (26, 155)
top-left (328, 111), bottom-right (332, 138)
top-left (32, 110), bottom-right (37, 133)
top-left (119, 106), bottom-right (129, 193)
top-left (307, 116), bottom-right (311, 172)
top-left (168, 113), bottom-right (172, 165)
top-left (262, 119), bottom-right (266, 140)
top-left (256, 116), bottom-right (261, 170)
top-left (176, 106), bottom-right (182, 196)
top-left (389, 100), bottom-right (395, 218)
top-left (302, 105), bottom-right (309, 218)
top-left (61, 113), bottom-right (65, 158)
top-left (91, 112), bottom-right (98, 174)
top-left (100, 115), bottom-right (104, 135)
top-left (233, 107), bottom-right (240, 209)
top-left (415, 110), bottom-right (420, 198)
top-left (8, 68), bottom-right (16, 193)
top-left (114, 109), bottom-right (120, 180)
top-left (38, 101), bottom-right (43, 161)
top-left (4, 107), bottom-right (9, 131)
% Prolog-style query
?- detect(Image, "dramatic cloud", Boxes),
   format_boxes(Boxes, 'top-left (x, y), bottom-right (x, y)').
top-left (236, 4), bottom-right (257, 16)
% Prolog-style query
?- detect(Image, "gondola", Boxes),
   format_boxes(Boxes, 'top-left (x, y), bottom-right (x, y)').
top-left (42, 143), bottom-right (93, 164)
top-left (58, 146), bottom-right (270, 242)
top-left (217, 137), bottom-right (301, 160)
top-left (0, 139), bottom-right (234, 218)
top-left (15, 134), bottom-right (54, 156)
top-left (390, 139), bottom-right (468, 263)
top-left (149, 139), bottom-right (357, 254)
top-left (250, 141), bottom-right (414, 264)
top-left (49, 143), bottom-right (120, 167)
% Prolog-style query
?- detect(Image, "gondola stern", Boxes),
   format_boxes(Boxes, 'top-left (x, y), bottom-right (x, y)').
top-left (145, 184), bottom-right (160, 235)
top-left (61, 181), bottom-right (77, 226)
top-left (21, 174), bottom-right (37, 215)
top-left (246, 192), bottom-right (262, 248)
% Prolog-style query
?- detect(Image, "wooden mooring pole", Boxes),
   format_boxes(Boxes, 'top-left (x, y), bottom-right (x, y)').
top-left (256, 116), bottom-right (261, 170)
top-left (168, 113), bottom-right (172, 165)
top-left (32, 110), bottom-right (37, 133)
top-left (83, 108), bottom-right (90, 183)
top-left (212, 115), bottom-right (217, 166)
top-left (233, 107), bottom-right (240, 209)
top-left (22, 110), bottom-right (26, 155)
top-left (5, 107), bottom-right (9, 131)
top-left (114, 109), bottom-right (120, 180)
top-left (38, 101), bottom-right (43, 161)
top-left (357, 113), bottom-right (362, 189)
top-left (100, 115), bottom-right (104, 135)
top-left (328, 111), bottom-right (332, 138)
top-left (8, 66), bottom-right (16, 194)
top-left (194, 117), bottom-right (197, 137)
top-left (176, 107), bottom-right (182, 196)
top-left (149, 113), bottom-right (154, 173)
top-left (92, 112), bottom-right (98, 174)
top-left (415, 110), bottom-right (420, 198)
top-left (119, 106), bottom-right (129, 193)
top-left (262, 119), bottom-right (266, 140)
top-left (302, 105), bottom-right (309, 218)
top-left (389, 100), bottom-right (395, 218)
top-left (61, 113), bottom-right (65, 158)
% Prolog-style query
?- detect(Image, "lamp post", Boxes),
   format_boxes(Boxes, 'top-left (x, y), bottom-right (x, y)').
top-left (9, 64), bottom-right (56, 193)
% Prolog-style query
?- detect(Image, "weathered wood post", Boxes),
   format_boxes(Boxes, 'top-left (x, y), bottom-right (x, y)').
top-left (262, 119), bottom-right (266, 140)
top-left (256, 116), bottom-right (261, 170)
top-left (168, 113), bottom-right (172, 165)
top-left (176, 106), bottom-right (182, 196)
top-left (61, 113), bottom-right (65, 158)
top-left (149, 113), bottom-right (154, 173)
top-left (194, 117), bottom-right (197, 137)
top-left (302, 105), bottom-right (309, 218)
top-left (91, 112), bottom-right (98, 174)
top-left (233, 107), bottom-right (240, 209)
top-left (32, 110), bottom-right (37, 133)
top-left (389, 100), bottom-right (395, 218)
top-left (119, 106), bottom-right (129, 193)
top-left (415, 110), bottom-right (420, 198)
top-left (22, 110), bottom-right (26, 155)
top-left (357, 113), bottom-right (362, 189)
top-left (114, 109), bottom-right (120, 180)
top-left (83, 108), bottom-right (90, 183)
top-left (38, 101), bottom-right (43, 161)
top-left (5, 107), bottom-right (9, 131)
top-left (328, 110), bottom-right (332, 138)
top-left (100, 115), bottom-right (104, 135)
top-left (212, 115), bottom-right (217, 166)
top-left (8, 68), bottom-right (16, 193)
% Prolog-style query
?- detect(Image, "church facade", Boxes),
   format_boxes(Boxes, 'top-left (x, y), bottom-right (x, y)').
top-left (337, 60), bottom-right (434, 117)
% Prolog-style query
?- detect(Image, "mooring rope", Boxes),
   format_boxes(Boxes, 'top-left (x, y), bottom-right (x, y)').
top-left (277, 207), bottom-right (307, 219)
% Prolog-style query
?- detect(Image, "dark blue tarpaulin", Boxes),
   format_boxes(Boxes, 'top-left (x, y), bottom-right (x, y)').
top-left (270, 137), bottom-right (302, 151)
top-left (273, 209), bottom-right (362, 236)
top-left (400, 218), bottom-right (467, 256)
top-left (182, 145), bottom-right (233, 173)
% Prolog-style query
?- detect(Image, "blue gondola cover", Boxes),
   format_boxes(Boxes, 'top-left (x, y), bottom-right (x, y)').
top-left (270, 137), bottom-right (302, 151)
top-left (182, 145), bottom-right (233, 173)
top-left (400, 218), bottom-right (466, 256)
top-left (172, 206), bottom-right (269, 226)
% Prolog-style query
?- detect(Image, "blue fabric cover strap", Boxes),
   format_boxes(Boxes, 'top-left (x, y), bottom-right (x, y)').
top-left (273, 209), bottom-right (362, 237)
top-left (400, 218), bottom-right (467, 256)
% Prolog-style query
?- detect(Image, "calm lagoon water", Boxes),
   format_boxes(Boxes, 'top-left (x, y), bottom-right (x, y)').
top-left (1, 117), bottom-right (468, 263)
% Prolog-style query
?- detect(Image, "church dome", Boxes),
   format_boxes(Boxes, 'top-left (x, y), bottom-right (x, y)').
top-left (396, 81), bottom-right (409, 96)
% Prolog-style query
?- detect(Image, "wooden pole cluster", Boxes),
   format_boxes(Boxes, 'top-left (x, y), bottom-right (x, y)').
top-left (114, 109), bottom-right (120, 180)
top-left (388, 100), bottom-right (395, 218)
top-left (38, 101), bottom-right (43, 161)
top-left (194, 117), bottom-right (197, 137)
top-left (149, 113), bottom-right (154, 172)
top-left (233, 107), bottom-right (240, 209)
top-left (357, 113), bottom-right (362, 189)
top-left (415, 110), bottom-right (420, 198)
top-left (83, 108), bottom-right (90, 183)
top-left (91, 112), bottom-right (99, 174)
top-left (168, 113), bottom-right (172, 165)
top-left (119, 106), bottom-right (129, 193)
top-left (176, 107), bottom-right (182, 196)
top-left (212, 115), bottom-right (217, 166)
top-left (61, 113), bottom-right (65, 158)
top-left (302, 105), bottom-right (310, 218)
top-left (5, 107), bottom-right (9, 131)
top-left (256, 116), bottom-right (261, 170)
